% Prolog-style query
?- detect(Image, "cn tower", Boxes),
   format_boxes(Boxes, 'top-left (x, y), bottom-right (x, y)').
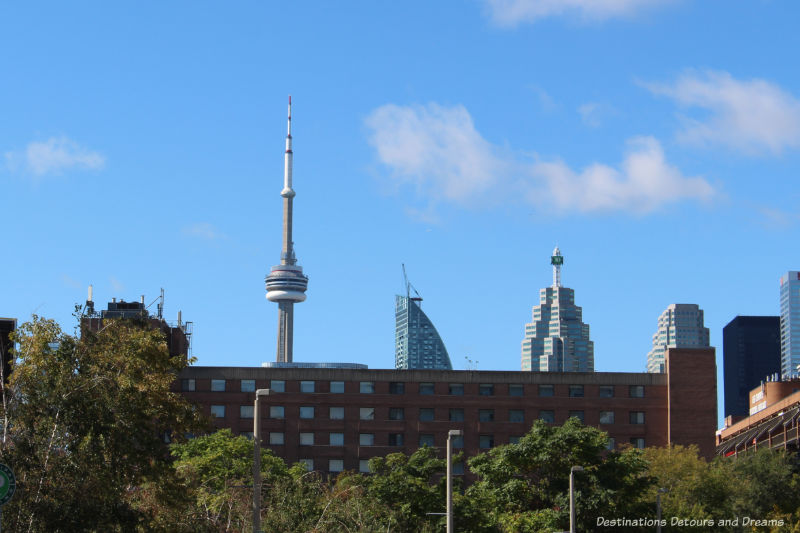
top-left (265, 96), bottom-right (308, 363)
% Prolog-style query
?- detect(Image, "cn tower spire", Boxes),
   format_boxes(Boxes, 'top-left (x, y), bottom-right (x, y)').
top-left (266, 96), bottom-right (308, 363)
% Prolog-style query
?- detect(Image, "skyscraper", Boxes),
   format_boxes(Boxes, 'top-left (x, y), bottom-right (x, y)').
top-left (722, 316), bottom-right (780, 418)
top-left (266, 97), bottom-right (309, 363)
top-left (521, 247), bottom-right (594, 372)
top-left (646, 304), bottom-right (709, 373)
top-left (395, 271), bottom-right (452, 370)
top-left (780, 271), bottom-right (800, 379)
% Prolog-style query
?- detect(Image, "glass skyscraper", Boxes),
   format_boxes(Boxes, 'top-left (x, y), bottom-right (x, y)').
top-left (395, 295), bottom-right (452, 370)
top-left (646, 303), bottom-right (710, 373)
top-left (780, 271), bottom-right (800, 379)
top-left (521, 247), bottom-right (594, 372)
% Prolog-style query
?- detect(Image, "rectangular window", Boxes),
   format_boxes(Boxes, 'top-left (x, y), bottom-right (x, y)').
top-left (269, 432), bottom-right (284, 445)
top-left (211, 379), bottom-right (226, 392)
top-left (569, 410), bottom-right (584, 423)
top-left (599, 411), bottom-right (615, 424)
top-left (329, 459), bottom-right (344, 472)
top-left (239, 405), bottom-right (254, 419)
top-left (210, 405), bottom-right (225, 418)
top-left (479, 435), bottom-right (494, 449)
top-left (419, 382), bottom-right (435, 395)
top-left (300, 406), bottom-right (315, 419)
top-left (449, 408), bottom-right (464, 422)
top-left (300, 381), bottom-right (315, 393)
top-left (330, 433), bottom-right (344, 446)
top-left (240, 431), bottom-right (254, 439)
top-left (270, 406), bottom-right (285, 419)
top-left (569, 385), bottom-right (584, 398)
top-left (270, 380), bottom-right (285, 393)
top-left (598, 385), bottom-right (614, 398)
top-left (629, 385), bottom-right (645, 398)
top-left (630, 411), bottom-right (646, 424)
top-left (606, 438), bottom-right (616, 450)
top-left (330, 381), bottom-right (345, 393)
top-left (509, 384), bottom-right (524, 397)
top-left (389, 408), bottom-right (404, 421)
top-left (539, 410), bottom-right (555, 423)
top-left (240, 379), bottom-right (255, 392)
top-left (449, 383), bottom-right (464, 395)
top-left (451, 435), bottom-right (464, 448)
top-left (388, 433), bottom-right (404, 446)
top-left (360, 407), bottom-right (375, 420)
top-left (359, 433), bottom-right (374, 446)
top-left (300, 458), bottom-right (313, 471)
top-left (630, 437), bottom-right (645, 449)
top-left (539, 384), bottom-right (554, 397)
top-left (419, 408), bottom-right (434, 421)
top-left (359, 459), bottom-right (371, 473)
top-left (509, 436), bottom-right (522, 444)
top-left (419, 434), bottom-right (435, 447)
top-left (479, 409), bottom-right (495, 422)
top-left (360, 382), bottom-right (375, 394)
top-left (453, 461), bottom-right (465, 475)
top-left (181, 379), bottom-right (196, 391)
top-left (329, 406), bottom-right (345, 420)
top-left (300, 432), bottom-right (314, 445)
top-left (509, 409), bottom-right (524, 423)
top-left (389, 382), bottom-right (405, 394)
top-left (479, 384), bottom-right (494, 396)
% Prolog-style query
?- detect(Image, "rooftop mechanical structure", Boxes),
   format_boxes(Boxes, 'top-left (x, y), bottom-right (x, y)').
top-left (266, 97), bottom-right (308, 363)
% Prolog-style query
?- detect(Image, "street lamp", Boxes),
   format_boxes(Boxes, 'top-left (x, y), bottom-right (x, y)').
top-left (656, 488), bottom-right (668, 533)
top-left (253, 388), bottom-right (271, 533)
top-left (447, 429), bottom-right (463, 533)
top-left (569, 465), bottom-right (584, 533)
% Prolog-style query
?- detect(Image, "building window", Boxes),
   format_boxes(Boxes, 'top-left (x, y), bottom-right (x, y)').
top-left (388, 433), bottom-right (404, 446)
top-left (300, 381), bottom-right (315, 393)
top-left (630, 437), bottom-right (645, 449)
top-left (569, 385), bottom-right (584, 398)
top-left (240, 379), bottom-right (255, 392)
top-left (240, 405), bottom-right (254, 419)
top-left (389, 408), bottom-right (404, 421)
top-left (509, 384), bottom-right (524, 397)
top-left (419, 434), bottom-right (435, 447)
top-left (449, 383), bottom-right (464, 395)
top-left (300, 458), bottom-right (313, 471)
top-left (629, 385), bottom-right (645, 398)
top-left (599, 385), bottom-right (614, 398)
top-left (509, 409), bottom-right (524, 423)
top-left (300, 406), bottom-right (315, 419)
top-left (449, 408), bottom-right (464, 422)
top-left (539, 384), bottom-right (554, 397)
top-left (269, 432), bottom-right (284, 445)
top-left (539, 410), bottom-right (555, 423)
top-left (479, 384), bottom-right (494, 396)
top-left (509, 436), bottom-right (522, 444)
top-left (330, 433), bottom-right (344, 446)
top-left (389, 382), bottom-right (405, 394)
top-left (419, 408), bottom-right (435, 421)
top-left (606, 438), bottom-right (615, 450)
top-left (329, 459), bottom-right (344, 473)
top-left (359, 459), bottom-right (371, 473)
top-left (419, 382), bottom-right (435, 395)
top-left (479, 409), bottom-right (495, 422)
top-left (270, 406), bottom-right (285, 419)
top-left (452, 461), bottom-right (465, 475)
top-left (360, 382), bottom-right (375, 394)
top-left (241, 431), bottom-right (254, 439)
top-left (569, 410), bottom-right (584, 423)
top-left (599, 411), bottom-right (615, 424)
top-left (270, 380), bottom-right (285, 393)
top-left (479, 435), bottom-right (494, 449)
top-left (330, 381), bottom-right (345, 393)
top-left (300, 432), bottom-right (314, 445)
top-left (210, 405), bottom-right (225, 418)
top-left (329, 406), bottom-right (345, 420)
top-left (181, 379), bottom-right (196, 391)
top-left (211, 379), bottom-right (226, 392)
top-left (359, 433), bottom-right (374, 446)
top-left (451, 435), bottom-right (464, 448)
top-left (360, 407), bottom-right (375, 420)
top-left (630, 411), bottom-right (645, 424)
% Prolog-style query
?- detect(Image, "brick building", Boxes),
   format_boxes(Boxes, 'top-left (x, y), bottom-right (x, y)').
top-left (177, 347), bottom-right (717, 473)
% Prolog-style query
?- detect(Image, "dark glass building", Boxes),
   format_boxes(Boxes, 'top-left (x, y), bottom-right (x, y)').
top-left (723, 316), bottom-right (780, 418)
top-left (395, 295), bottom-right (452, 370)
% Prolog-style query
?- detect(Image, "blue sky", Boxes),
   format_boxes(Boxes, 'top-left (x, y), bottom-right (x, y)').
top-left (3, 1), bottom-right (799, 420)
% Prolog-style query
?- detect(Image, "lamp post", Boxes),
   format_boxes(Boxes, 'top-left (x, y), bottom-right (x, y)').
top-left (656, 488), bottom-right (668, 533)
top-left (569, 465), bottom-right (583, 533)
top-left (447, 429), bottom-right (462, 533)
top-left (253, 388), bottom-right (271, 533)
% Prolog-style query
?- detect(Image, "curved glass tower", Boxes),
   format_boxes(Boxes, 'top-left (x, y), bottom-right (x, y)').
top-left (395, 295), bottom-right (452, 370)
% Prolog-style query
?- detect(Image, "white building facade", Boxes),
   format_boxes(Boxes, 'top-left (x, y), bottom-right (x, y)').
top-left (646, 303), bottom-right (710, 373)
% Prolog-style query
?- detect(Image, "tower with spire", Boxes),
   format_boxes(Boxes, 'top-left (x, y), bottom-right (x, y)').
top-left (521, 247), bottom-right (594, 372)
top-left (265, 96), bottom-right (308, 363)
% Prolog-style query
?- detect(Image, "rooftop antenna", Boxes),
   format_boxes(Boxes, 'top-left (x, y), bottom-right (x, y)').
top-left (551, 246), bottom-right (564, 288)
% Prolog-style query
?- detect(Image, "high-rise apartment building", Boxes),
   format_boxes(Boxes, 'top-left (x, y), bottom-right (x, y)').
top-left (646, 304), bottom-right (709, 373)
top-left (521, 247), bottom-right (594, 372)
top-left (780, 271), bottom-right (800, 379)
top-left (722, 316), bottom-right (781, 418)
top-left (395, 290), bottom-right (452, 370)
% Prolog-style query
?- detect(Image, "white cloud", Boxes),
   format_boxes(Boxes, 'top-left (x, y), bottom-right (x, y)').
top-left (483, 0), bottom-right (674, 26)
top-left (365, 102), bottom-right (713, 215)
top-left (577, 102), bottom-right (618, 128)
top-left (5, 137), bottom-right (105, 176)
top-left (182, 222), bottom-right (227, 240)
top-left (645, 70), bottom-right (800, 154)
